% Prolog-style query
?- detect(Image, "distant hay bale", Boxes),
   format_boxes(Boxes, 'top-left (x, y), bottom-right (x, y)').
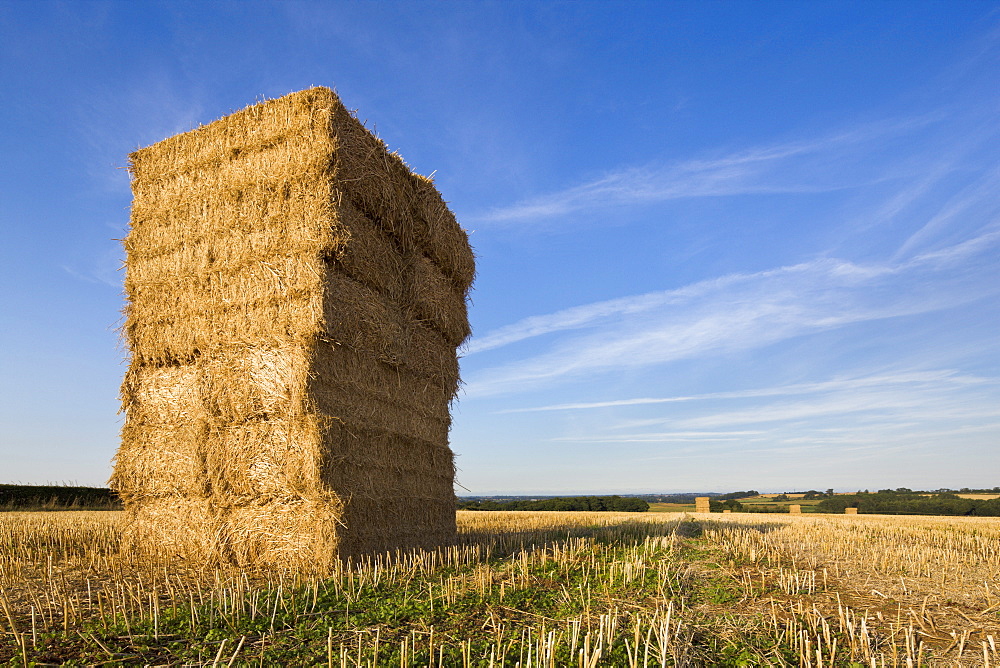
top-left (110, 87), bottom-right (473, 569)
top-left (845, 507), bottom-right (859, 515)
top-left (694, 496), bottom-right (710, 513)
top-left (789, 504), bottom-right (802, 514)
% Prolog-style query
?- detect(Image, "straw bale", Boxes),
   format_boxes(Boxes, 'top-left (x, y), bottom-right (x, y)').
top-left (325, 99), bottom-right (425, 251)
top-left (200, 417), bottom-right (325, 500)
top-left (323, 459), bottom-right (455, 509)
top-left (129, 496), bottom-right (341, 569)
top-left (413, 176), bottom-right (476, 291)
top-left (400, 320), bottom-right (462, 392)
top-left (322, 273), bottom-right (461, 390)
top-left (321, 420), bottom-right (456, 489)
top-left (128, 87), bottom-right (335, 184)
top-left (318, 425), bottom-right (455, 560)
top-left (114, 87), bottom-right (472, 569)
top-left (199, 346), bottom-right (311, 420)
top-left (130, 150), bottom-right (334, 232)
top-left (127, 294), bottom-right (324, 364)
top-left (128, 252), bottom-right (327, 306)
top-left (405, 254), bottom-right (471, 346)
top-left (311, 385), bottom-right (451, 446)
top-left (333, 496), bottom-right (456, 557)
top-left (311, 343), bottom-right (455, 412)
top-left (322, 272), bottom-right (405, 361)
top-left (324, 95), bottom-right (474, 290)
top-left (125, 180), bottom-right (337, 263)
top-left (124, 496), bottom-right (219, 559)
top-left (112, 423), bottom-right (208, 498)
top-left (122, 364), bottom-right (203, 424)
top-left (329, 200), bottom-right (407, 300)
top-left (123, 345), bottom-right (313, 425)
top-left (221, 498), bottom-right (340, 568)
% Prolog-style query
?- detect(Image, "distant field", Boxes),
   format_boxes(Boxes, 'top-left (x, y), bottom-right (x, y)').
top-left (652, 498), bottom-right (832, 514)
top-left (2, 509), bottom-right (998, 665)
top-left (739, 497), bottom-right (826, 512)
top-left (647, 502), bottom-right (696, 512)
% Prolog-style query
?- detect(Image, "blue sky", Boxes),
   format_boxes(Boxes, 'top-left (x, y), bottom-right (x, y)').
top-left (1, 1), bottom-right (998, 493)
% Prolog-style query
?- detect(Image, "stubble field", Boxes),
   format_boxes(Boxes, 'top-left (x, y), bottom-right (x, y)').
top-left (1, 510), bottom-right (999, 666)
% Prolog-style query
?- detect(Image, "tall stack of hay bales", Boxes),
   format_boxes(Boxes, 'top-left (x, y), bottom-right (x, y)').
top-left (694, 497), bottom-right (710, 513)
top-left (110, 87), bottom-right (474, 568)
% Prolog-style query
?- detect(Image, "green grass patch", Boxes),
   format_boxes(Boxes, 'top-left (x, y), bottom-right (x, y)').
top-left (5, 520), bottom-right (838, 666)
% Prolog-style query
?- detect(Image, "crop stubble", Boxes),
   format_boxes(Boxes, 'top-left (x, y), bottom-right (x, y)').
top-left (1, 510), bottom-right (998, 665)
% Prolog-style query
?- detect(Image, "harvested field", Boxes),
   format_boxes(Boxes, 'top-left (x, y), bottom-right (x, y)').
top-left (1, 510), bottom-right (998, 665)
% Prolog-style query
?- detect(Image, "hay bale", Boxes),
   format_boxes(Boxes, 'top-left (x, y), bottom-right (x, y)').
top-left (111, 88), bottom-right (473, 569)
top-left (845, 507), bottom-right (859, 515)
top-left (789, 504), bottom-right (802, 514)
top-left (694, 496), bottom-right (710, 513)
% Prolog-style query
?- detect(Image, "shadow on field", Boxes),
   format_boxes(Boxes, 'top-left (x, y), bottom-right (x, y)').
top-left (451, 513), bottom-right (789, 560)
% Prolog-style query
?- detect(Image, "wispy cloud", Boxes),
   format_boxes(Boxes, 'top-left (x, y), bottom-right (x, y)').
top-left (472, 116), bottom-right (937, 225)
top-left (61, 230), bottom-right (125, 289)
top-left (893, 164), bottom-right (1000, 260)
top-left (464, 231), bottom-right (1000, 398)
top-left (674, 385), bottom-right (1000, 430)
top-left (465, 260), bottom-right (889, 356)
top-left (465, 290), bottom-right (678, 355)
top-left (539, 374), bottom-right (1000, 459)
top-left (76, 75), bottom-right (207, 193)
top-left (499, 369), bottom-right (990, 413)
top-left (552, 430), bottom-right (766, 443)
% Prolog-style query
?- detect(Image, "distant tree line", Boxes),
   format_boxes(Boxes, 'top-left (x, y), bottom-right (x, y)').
top-left (797, 489), bottom-right (836, 499)
top-left (817, 490), bottom-right (1000, 516)
top-left (709, 499), bottom-right (744, 511)
top-left (769, 490), bottom-right (835, 501)
top-left (939, 487), bottom-right (1000, 494)
top-left (716, 491), bottom-right (759, 501)
top-left (0, 484), bottom-right (120, 511)
top-left (633, 494), bottom-right (701, 504)
top-left (633, 491), bottom-right (759, 504)
top-left (457, 495), bottom-right (649, 512)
